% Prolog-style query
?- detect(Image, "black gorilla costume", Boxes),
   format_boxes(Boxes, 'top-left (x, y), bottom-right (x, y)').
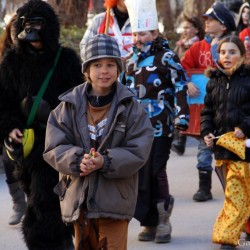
top-left (0, 0), bottom-right (83, 249)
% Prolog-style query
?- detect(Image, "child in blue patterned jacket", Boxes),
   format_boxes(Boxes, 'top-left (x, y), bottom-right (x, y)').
top-left (123, 0), bottom-right (189, 244)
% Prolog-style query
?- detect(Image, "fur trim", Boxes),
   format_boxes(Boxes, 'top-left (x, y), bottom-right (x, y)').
top-left (221, 58), bottom-right (245, 76)
top-left (205, 60), bottom-right (250, 78)
top-left (205, 66), bottom-right (217, 78)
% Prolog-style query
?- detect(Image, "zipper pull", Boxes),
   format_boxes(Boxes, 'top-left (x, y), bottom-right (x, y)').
top-left (226, 82), bottom-right (229, 89)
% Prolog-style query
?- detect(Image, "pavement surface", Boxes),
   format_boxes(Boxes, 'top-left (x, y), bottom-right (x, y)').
top-left (0, 137), bottom-right (250, 250)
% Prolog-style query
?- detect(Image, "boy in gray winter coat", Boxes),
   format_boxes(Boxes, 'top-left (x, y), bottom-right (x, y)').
top-left (44, 34), bottom-right (154, 249)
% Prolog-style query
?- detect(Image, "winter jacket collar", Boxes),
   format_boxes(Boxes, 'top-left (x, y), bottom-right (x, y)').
top-left (205, 63), bottom-right (250, 79)
top-left (58, 81), bottom-right (135, 109)
top-left (86, 83), bottom-right (116, 107)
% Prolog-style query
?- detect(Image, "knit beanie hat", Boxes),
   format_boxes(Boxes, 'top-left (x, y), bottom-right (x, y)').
top-left (81, 34), bottom-right (122, 73)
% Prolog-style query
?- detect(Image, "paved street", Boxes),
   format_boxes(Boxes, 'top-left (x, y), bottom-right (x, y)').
top-left (0, 137), bottom-right (250, 249)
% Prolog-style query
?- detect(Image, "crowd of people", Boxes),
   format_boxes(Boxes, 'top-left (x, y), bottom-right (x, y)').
top-left (1, 0), bottom-right (250, 249)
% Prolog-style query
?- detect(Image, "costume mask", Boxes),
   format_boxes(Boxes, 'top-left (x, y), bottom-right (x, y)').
top-left (18, 17), bottom-right (45, 42)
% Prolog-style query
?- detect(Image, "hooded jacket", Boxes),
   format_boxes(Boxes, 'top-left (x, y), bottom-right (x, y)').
top-left (201, 64), bottom-right (250, 161)
top-left (43, 82), bottom-right (154, 222)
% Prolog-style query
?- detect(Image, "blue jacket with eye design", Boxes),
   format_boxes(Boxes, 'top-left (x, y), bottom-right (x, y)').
top-left (123, 36), bottom-right (189, 137)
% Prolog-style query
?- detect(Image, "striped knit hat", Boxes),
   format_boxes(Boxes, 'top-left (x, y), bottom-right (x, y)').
top-left (82, 34), bottom-right (122, 73)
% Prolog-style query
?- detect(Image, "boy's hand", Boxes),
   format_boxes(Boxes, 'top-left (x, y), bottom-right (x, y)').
top-left (80, 148), bottom-right (104, 176)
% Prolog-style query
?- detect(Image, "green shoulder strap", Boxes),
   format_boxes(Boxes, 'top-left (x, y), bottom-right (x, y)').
top-left (26, 47), bottom-right (62, 128)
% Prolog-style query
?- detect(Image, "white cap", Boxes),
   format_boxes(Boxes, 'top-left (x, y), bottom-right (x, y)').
top-left (124, 0), bottom-right (158, 32)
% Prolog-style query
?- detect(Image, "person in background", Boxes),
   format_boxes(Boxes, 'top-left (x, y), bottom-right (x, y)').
top-left (181, 2), bottom-right (236, 202)
top-left (229, 0), bottom-right (250, 35)
top-left (80, 0), bottom-right (132, 59)
top-left (0, 15), bottom-right (17, 60)
top-left (44, 34), bottom-right (154, 250)
top-left (0, 14), bottom-right (26, 226)
top-left (201, 35), bottom-right (250, 250)
top-left (172, 15), bottom-right (205, 156)
top-left (238, 2), bottom-right (250, 64)
top-left (124, 0), bottom-right (189, 244)
top-left (174, 15), bottom-right (205, 60)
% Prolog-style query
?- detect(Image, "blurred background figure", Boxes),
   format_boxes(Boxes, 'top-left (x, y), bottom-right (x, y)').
top-left (229, 0), bottom-right (250, 35)
top-left (0, 14), bottom-right (17, 60)
top-left (172, 15), bottom-right (205, 156)
top-left (0, 14), bottom-right (26, 226)
top-left (80, 0), bottom-right (132, 60)
top-left (237, 1), bottom-right (250, 64)
top-left (174, 15), bottom-right (205, 60)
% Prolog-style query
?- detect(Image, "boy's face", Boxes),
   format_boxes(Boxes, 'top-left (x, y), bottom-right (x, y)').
top-left (204, 17), bottom-right (226, 37)
top-left (88, 58), bottom-right (118, 95)
top-left (132, 30), bottom-right (158, 50)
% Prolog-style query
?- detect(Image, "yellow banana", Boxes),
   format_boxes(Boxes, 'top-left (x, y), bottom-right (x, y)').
top-left (22, 128), bottom-right (35, 158)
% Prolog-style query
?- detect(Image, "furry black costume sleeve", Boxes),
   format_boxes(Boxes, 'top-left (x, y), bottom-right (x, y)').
top-left (0, 1), bottom-right (83, 249)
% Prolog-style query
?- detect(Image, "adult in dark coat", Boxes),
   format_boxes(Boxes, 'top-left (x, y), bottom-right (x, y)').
top-left (0, 0), bottom-right (83, 249)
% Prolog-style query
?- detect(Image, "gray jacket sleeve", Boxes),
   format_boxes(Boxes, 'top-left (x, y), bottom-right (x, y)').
top-left (43, 102), bottom-right (85, 176)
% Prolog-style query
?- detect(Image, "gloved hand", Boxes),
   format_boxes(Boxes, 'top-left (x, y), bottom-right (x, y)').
top-left (174, 117), bottom-right (189, 131)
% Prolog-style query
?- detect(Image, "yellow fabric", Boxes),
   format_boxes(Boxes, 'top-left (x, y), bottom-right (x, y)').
top-left (212, 161), bottom-right (250, 246)
top-left (216, 132), bottom-right (246, 160)
top-left (22, 128), bottom-right (34, 158)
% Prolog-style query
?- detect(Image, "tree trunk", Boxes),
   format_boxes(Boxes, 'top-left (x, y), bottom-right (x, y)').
top-left (0, 0), bottom-right (6, 22)
top-left (183, 0), bottom-right (214, 19)
top-left (48, 0), bottom-right (89, 28)
top-left (1, 0), bottom-right (24, 22)
top-left (157, 0), bottom-right (173, 34)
